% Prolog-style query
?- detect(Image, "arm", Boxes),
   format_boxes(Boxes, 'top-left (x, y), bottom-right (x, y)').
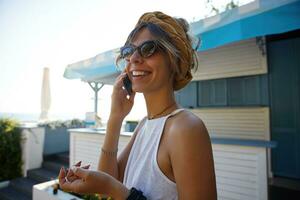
top-left (168, 113), bottom-right (217, 200)
top-left (98, 72), bottom-right (136, 180)
top-left (98, 115), bottom-right (123, 179)
top-left (98, 116), bottom-right (146, 182)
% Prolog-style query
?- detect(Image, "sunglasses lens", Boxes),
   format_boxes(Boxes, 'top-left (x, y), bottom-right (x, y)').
top-left (120, 41), bottom-right (158, 60)
top-left (121, 46), bottom-right (134, 59)
top-left (140, 41), bottom-right (156, 57)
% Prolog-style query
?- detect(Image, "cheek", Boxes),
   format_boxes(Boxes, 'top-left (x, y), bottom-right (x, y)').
top-left (146, 53), bottom-right (174, 82)
top-left (161, 58), bottom-right (174, 79)
top-left (157, 62), bottom-right (174, 86)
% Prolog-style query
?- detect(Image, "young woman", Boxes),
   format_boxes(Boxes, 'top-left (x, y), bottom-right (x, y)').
top-left (59, 11), bottom-right (217, 200)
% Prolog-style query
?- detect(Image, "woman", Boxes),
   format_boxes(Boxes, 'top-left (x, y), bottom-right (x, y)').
top-left (59, 11), bottom-right (217, 200)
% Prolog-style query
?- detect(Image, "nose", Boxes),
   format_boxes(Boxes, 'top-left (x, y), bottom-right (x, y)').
top-left (129, 49), bottom-right (143, 65)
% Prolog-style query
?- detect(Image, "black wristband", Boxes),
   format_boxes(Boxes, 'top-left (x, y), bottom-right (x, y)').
top-left (126, 187), bottom-right (147, 200)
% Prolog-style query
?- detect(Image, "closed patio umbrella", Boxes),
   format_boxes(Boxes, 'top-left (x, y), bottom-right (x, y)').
top-left (39, 67), bottom-right (51, 121)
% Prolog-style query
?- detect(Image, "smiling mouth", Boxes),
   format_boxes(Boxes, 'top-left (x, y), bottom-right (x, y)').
top-left (131, 70), bottom-right (151, 78)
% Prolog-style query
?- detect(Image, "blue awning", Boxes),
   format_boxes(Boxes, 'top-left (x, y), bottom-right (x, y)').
top-left (64, 0), bottom-right (300, 83)
top-left (191, 0), bottom-right (300, 51)
top-left (64, 48), bottom-right (120, 84)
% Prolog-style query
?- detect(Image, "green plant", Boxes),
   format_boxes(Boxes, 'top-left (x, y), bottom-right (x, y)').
top-left (38, 118), bottom-right (85, 129)
top-left (71, 192), bottom-right (104, 200)
top-left (53, 183), bottom-right (103, 199)
top-left (82, 194), bottom-right (101, 200)
top-left (0, 118), bottom-right (23, 181)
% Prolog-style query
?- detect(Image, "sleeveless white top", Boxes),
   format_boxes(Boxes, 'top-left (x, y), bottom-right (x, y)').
top-left (123, 109), bottom-right (184, 200)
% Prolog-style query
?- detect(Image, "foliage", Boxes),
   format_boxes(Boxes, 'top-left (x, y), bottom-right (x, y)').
top-left (205, 0), bottom-right (240, 17)
top-left (38, 118), bottom-right (85, 129)
top-left (82, 194), bottom-right (102, 200)
top-left (0, 118), bottom-right (23, 181)
top-left (72, 193), bottom-right (110, 200)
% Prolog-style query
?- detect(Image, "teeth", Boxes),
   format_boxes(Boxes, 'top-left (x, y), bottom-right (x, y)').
top-left (132, 71), bottom-right (147, 76)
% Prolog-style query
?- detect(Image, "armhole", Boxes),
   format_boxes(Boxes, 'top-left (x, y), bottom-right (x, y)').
top-left (153, 109), bottom-right (186, 185)
top-left (152, 115), bottom-right (179, 186)
top-left (122, 116), bottom-right (147, 184)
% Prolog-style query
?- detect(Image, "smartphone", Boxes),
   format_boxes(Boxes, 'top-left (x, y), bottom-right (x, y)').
top-left (123, 74), bottom-right (133, 96)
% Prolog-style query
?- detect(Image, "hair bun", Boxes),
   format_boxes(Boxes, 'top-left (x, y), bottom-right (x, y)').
top-left (175, 18), bottom-right (189, 33)
top-left (174, 17), bottom-right (200, 50)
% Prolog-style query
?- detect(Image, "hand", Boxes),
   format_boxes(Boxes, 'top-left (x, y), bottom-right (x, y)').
top-left (64, 161), bottom-right (90, 183)
top-left (110, 72), bottom-right (136, 120)
top-left (59, 166), bottom-right (110, 195)
top-left (58, 164), bottom-right (130, 199)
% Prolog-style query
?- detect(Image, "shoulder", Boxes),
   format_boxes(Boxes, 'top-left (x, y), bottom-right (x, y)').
top-left (164, 109), bottom-right (211, 155)
top-left (166, 110), bottom-right (207, 136)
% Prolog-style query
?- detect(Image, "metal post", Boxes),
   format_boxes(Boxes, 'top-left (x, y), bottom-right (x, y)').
top-left (88, 82), bottom-right (104, 114)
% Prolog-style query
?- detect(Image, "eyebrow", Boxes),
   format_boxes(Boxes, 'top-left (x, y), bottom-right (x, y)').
top-left (128, 40), bottom-right (156, 47)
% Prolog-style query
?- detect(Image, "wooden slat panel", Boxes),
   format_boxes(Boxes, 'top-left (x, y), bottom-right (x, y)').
top-left (218, 189), bottom-right (255, 200)
top-left (193, 38), bottom-right (267, 80)
top-left (192, 107), bottom-right (270, 140)
top-left (217, 183), bottom-right (257, 197)
top-left (70, 132), bottom-right (131, 170)
top-left (216, 170), bottom-right (257, 182)
top-left (215, 163), bottom-right (257, 175)
top-left (216, 176), bottom-right (256, 189)
top-left (213, 144), bottom-right (267, 200)
top-left (70, 132), bottom-right (268, 200)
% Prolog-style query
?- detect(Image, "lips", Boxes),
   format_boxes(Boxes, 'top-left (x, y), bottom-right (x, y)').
top-left (130, 70), bottom-right (151, 78)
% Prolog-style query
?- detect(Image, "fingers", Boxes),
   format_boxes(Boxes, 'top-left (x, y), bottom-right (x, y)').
top-left (67, 160), bottom-right (82, 178)
top-left (58, 163), bottom-right (92, 193)
top-left (115, 73), bottom-right (127, 88)
top-left (66, 168), bottom-right (77, 182)
top-left (59, 166), bottom-right (79, 193)
top-left (74, 161), bottom-right (82, 167)
top-left (58, 167), bottom-right (66, 185)
top-left (66, 163), bottom-right (90, 182)
top-left (72, 167), bottom-right (89, 179)
top-left (113, 73), bottom-right (135, 102)
top-left (82, 164), bottom-right (91, 169)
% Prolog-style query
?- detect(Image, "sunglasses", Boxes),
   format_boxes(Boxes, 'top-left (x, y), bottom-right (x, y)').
top-left (120, 40), bottom-right (160, 60)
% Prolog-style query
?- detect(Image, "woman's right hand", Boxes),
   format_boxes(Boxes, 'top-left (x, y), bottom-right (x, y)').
top-left (59, 165), bottom-right (130, 199)
top-left (110, 72), bottom-right (135, 120)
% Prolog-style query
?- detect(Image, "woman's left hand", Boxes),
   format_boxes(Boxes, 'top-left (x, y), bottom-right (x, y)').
top-left (58, 166), bottom-right (130, 199)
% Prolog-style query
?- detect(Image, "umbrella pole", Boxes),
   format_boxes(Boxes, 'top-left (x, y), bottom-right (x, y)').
top-left (88, 82), bottom-right (104, 114)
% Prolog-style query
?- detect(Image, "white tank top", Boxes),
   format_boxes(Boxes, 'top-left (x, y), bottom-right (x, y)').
top-left (123, 109), bottom-right (185, 200)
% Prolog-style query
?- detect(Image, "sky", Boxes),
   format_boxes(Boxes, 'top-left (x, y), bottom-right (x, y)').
top-left (0, 0), bottom-right (252, 121)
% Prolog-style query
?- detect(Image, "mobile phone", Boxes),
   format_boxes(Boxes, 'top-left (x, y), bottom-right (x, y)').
top-left (123, 74), bottom-right (133, 96)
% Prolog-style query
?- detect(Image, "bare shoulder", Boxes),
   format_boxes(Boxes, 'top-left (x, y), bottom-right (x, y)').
top-left (166, 110), bottom-right (208, 137)
top-left (164, 109), bottom-right (211, 154)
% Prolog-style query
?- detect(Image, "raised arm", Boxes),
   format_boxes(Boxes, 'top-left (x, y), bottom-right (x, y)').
top-left (97, 73), bottom-right (136, 180)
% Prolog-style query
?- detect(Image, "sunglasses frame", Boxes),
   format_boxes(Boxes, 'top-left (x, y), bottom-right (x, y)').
top-left (120, 40), bottom-right (160, 60)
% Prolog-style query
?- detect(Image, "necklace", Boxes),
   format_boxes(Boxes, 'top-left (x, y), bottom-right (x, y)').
top-left (148, 102), bottom-right (177, 120)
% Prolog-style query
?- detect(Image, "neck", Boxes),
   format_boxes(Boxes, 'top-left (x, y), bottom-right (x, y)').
top-left (143, 86), bottom-right (178, 119)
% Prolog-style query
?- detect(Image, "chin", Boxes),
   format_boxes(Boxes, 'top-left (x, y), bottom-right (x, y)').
top-left (132, 87), bottom-right (143, 93)
top-left (132, 84), bottom-right (150, 93)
